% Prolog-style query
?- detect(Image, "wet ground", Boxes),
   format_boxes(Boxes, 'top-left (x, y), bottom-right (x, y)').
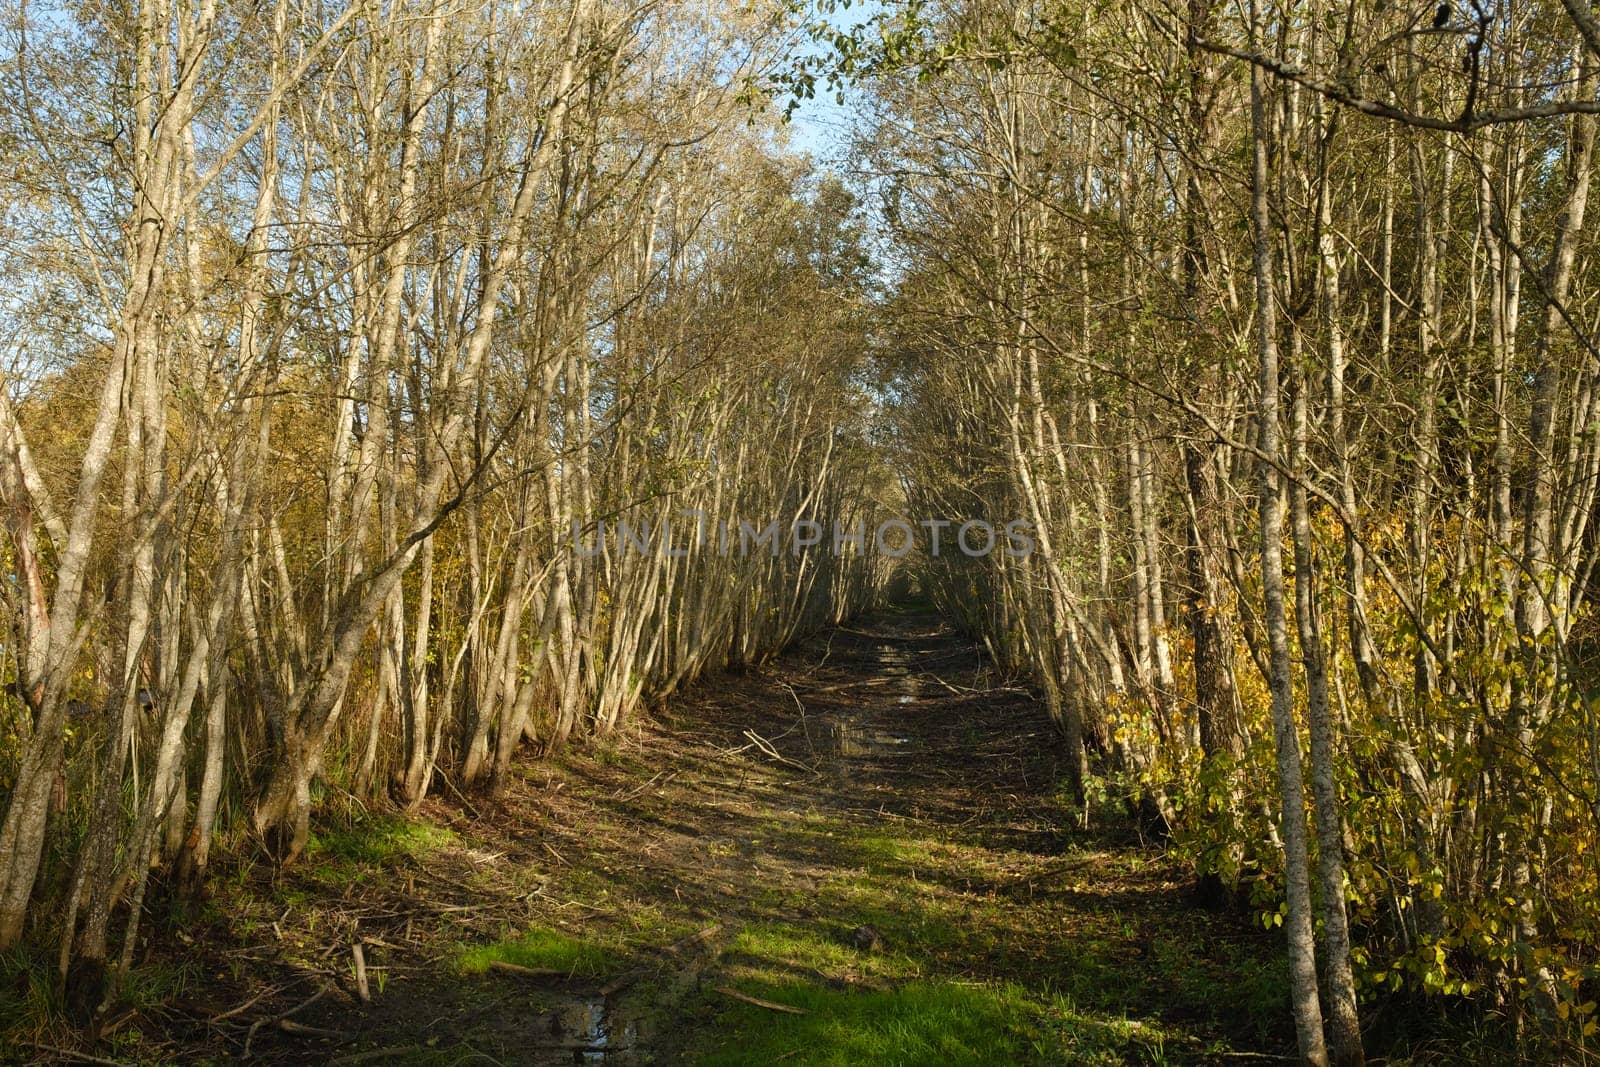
top-left (32, 607), bottom-right (1294, 1064)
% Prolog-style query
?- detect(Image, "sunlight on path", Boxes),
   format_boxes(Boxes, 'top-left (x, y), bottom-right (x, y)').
top-left (155, 607), bottom-right (1290, 1065)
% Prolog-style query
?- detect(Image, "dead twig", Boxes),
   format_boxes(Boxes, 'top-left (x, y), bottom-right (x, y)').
top-left (779, 683), bottom-right (815, 754)
top-left (27, 1044), bottom-right (131, 1066)
top-left (740, 729), bottom-right (817, 774)
top-left (432, 768), bottom-right (481, 820)
top-left (662, 924), bottom-right (721, 955)
top-left (616, 769), bottom-right (679, 802)
top-left (713, 986), bottom-right (810, 1014)
top-left (242, 984), bottom-right (329, 1057)
top-left (352, 942), bottom-right (370, 1003)
top-left (278, 1018), bottom-right (350, 1040)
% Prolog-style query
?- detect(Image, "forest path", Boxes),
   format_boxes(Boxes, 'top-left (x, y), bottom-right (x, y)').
top-left (128, 605), bottom-right (1290, 1065)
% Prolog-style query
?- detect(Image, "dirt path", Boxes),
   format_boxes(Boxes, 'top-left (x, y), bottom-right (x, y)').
top-left (88, 607), bottom-right (1292, 1065)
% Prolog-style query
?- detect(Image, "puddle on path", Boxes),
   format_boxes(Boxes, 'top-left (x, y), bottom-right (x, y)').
top-left (532, 938), bottom-right (711, 1063)
top-left (541, 994), bottom-right (644, 1064)
top-left (828, 721), bottom-right (912, 756)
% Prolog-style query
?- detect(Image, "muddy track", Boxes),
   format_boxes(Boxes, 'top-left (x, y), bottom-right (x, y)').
top-left (86, 608), bottom-right (1289, 1065)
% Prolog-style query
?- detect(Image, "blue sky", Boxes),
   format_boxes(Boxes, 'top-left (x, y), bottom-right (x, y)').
top-left (785, 90), bottom-right (853, 162)
top-left (779, 0), bottom-right (886, 164)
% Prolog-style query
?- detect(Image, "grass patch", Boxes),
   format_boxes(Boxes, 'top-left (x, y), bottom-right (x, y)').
top-left (690, 978), bottom-right (1174, 1066)
top-left (726, 922), bottom-right (912, 982)
top-left (848, 832), bottom-right (937, 870)
top-left (64, 613), bottom-right (1308, 1065)
top-left (0, 945), bottom-right (60, 1048)
top-left (306, 814), bottom-right (457, 866)
top-left (456, 925), bottom-right (624, 978)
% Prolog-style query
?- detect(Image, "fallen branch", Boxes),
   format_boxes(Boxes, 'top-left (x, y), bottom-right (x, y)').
top-left (243, 983), bottom-right (329, 1057)
top-left (713, 986), bottom-right (810, 1014)
top-left (209, 981), bottom-right (296, 1024)
top-left (352, 942), bottom-right (370, 1003)
top-left (26, 1045), bottom-right (130, 1067)
top-left (741, 729), bottom-right (816, 773)
top-left (780, 684), bottom-right (815, 754)
top-left (432, 767), bottom-right (481, 820)
top-left (279, 1018), bottom-right (350, 1040)
top-left (719, 715), bottom-right (806, 759)
top-left (617, 769), bottom-right (679, 802)
top-left (662, 924), bottom-right (721, 956)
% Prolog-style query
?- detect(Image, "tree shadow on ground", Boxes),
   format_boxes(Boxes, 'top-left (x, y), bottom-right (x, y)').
top-left (54, 611), bottom-right (1297, 1065)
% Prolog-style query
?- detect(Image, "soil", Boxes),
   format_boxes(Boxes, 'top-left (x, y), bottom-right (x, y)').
top-left (22, 607), bottom-right (1294, 1065)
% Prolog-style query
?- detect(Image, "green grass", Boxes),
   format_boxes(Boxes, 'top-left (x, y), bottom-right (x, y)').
top-left (305, 814), bottom-right (457, 866)
top-left (724, 921), bottom-right (911, 983)
top-left (0, 945), bottom-right (59, 1047)
top-left (32, 612), bottom-right (1305, 1065)
top-left (848, 831), bottom-right (938, 870)
top-left (456, 925), bottom-right (624, 978)
top-left (691, 978), bottom-right (1175, 1066)
top-left (696, 915), bottom-right (1187, 1065)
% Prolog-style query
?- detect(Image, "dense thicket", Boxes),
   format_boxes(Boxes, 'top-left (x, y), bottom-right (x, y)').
top-left (8, 0), bottom-right (1600, 1057)
top-left (849, 0), bottom-right (1600, 1059)
top-left (0, 0), bottom-right (885, 1014)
